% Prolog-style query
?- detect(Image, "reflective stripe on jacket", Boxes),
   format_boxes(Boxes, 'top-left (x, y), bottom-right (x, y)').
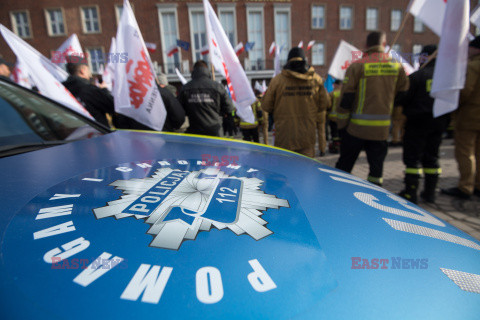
top-left (337, 46), bottom-right (409, 141)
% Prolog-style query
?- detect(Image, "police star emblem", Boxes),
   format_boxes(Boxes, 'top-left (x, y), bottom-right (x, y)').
top-left (93, 167), bottom-right (289, 250)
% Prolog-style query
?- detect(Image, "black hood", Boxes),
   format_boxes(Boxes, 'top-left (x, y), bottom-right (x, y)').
top-left (191, 66), bottom-right (211, 80)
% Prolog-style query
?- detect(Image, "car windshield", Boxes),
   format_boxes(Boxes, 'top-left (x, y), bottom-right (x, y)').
top-left (0, 80), bottom-right (107, 157)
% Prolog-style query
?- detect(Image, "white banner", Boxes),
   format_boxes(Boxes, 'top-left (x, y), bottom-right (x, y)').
top-left (57, 33), bottom-right (83, 57)
top-left (328, 40), bottom-right (361, 80)
top-left (203, 0), bottom-right (255, 123)
top-left (113, 0), bottom-right (166, 131)
top-left (407, 0), bottom-right (447, 36)
top-left (11, 59), bottom-right (33, 89)
top-left (431, 0), bottom-right (470, 117)
top-left (0, 24), bottom-right (92, 119)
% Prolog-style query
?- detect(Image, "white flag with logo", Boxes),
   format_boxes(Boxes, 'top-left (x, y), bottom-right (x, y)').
top-left (328, 40), bottom-right (361, 80)
top-left (57, 33), bottom-right (83, 58)
top-left (0, 24), bottom-right (92, 119)
top-left (407, 0), bottom-right (447, 36)
top-left (431, 0), bottom-right (470, 117)
top-left (11, 59), bottom-right (33, 89)
top-left (274, 45), bottom-right (284, 76)
top-left (114, 0), bottom-right (166, 131)
top-left (203, 0), bottom-right (255, 123)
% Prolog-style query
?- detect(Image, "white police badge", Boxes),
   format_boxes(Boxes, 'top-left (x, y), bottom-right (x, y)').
top-left (94, 167), bottom-right (289, 250)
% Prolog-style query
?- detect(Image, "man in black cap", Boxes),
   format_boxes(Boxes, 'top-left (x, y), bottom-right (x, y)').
top-left (398, 44), bottom-right (450, 204)
top-left (442, 36), bottom-right (480, 199)
top-left (261, 47), bottom-right (330, 157)
top-left (63, 55), bottom-right (114, 127)
top-left (0, 56), bottom-right (12, 81)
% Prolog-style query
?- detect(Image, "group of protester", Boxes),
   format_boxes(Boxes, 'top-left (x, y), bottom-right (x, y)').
top-left (1, 29), bottom-right (478, 205)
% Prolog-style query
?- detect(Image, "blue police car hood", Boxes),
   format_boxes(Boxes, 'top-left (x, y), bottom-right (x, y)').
top-left (0, 130), bottom-right (479, 319)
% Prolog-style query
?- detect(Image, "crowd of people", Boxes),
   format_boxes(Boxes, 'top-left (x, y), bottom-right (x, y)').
top-left (1, 30), bottom-right (479, 204)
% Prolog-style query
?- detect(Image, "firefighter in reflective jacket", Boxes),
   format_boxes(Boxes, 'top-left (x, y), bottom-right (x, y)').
top-left (335, 31), bottom-right (409, 186)
top-left (239, 97), bottom-right (263, 143)
top-left (398, 45), bottom-right (449, 204)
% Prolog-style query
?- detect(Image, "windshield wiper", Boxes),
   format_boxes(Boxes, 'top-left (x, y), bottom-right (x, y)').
top-left (0, 140), bottom-right (69, 158)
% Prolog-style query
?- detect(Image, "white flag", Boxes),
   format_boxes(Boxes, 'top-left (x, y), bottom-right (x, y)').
top-left (0, 24), bottom-right (92, 119)
top-left (407, 0), bottom-right (447, 36)
top-left (57, 33), bottom-right (83, 58)
top-left (385, 46), bottom-right (416, 76)
top-left (431, 0), bottom-right (470, 117)
top-left (203, 0), bottom-right (255, 123)
top-left (297, 41), bottom-right (304, 48)
top-left (328, 40), bottom-right (361, 80)
top-left (11, 59), bottom-right (33, 89)
top-left (114, 0), bottom-right (166, 131)
top-left (254, 81), bottom-right (263, 93)
top-left (274, 45), bottom-right (282, 76)
top-left (261, 80), bottom-right (267, 94)
top-left (175, 68), bottom-right (187, 85)
top-left (471, 3), bottom-right (480, 29)
top-left (102, 37), bottom-right (116, 92)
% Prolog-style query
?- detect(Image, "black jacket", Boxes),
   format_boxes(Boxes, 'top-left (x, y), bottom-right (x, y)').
top-left (400, 61), bottom-right (437, 118)
top-left (113, 85), bottom-right (185, 132)
top-left (63, 76), bottom-right (114, 126)
top-left (178, 66), bottom-right (234, 136)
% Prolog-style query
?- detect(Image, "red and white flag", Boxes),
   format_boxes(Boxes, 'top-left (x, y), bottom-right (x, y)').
top-left (407, 0), bottom-right (447, 36)
top-left (203, 0), bottom-right (255, 123)
top-left (145, 42), bottom-right (157, 54)
top-left (328, 40), bottom-right (361, 80)
top-left (431, 0), bottom-right (470, 117)
top-left (200, 45), bottom-right (209, 56)
top-left (57, 33), bottom-right (83, 58)
top-left (166, 44), bottom-right (179, 57)
top-left (234, 42), bottom-right (244, 56)
top-left (307, 40), bottom-right (315, 51)
top-left (11, 59), bottom-right (33, 89)
top-left (0, 24), bottom-right (92, 119)
top-left (297, 41), bottom-right (304, 48)
top-left (269, 42), bottom-right (276, 56)
top-left (114, 0), bottom-right (166, 130)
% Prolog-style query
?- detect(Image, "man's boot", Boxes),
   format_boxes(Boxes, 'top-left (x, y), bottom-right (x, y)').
top-left (421, 174), bottom-right (439, 203)
top-left (399, 174), bottom-right (420, 204)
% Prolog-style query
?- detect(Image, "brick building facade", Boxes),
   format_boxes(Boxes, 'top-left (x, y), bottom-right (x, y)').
top-left (0, 0), bottom-right (475, 84)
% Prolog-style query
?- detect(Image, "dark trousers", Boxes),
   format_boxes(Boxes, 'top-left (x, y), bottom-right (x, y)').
top-left (328, 120), bottom-right (339, 141)
top-left (336, 131), bottom-right (388, 180)
top-left (241, 128), bottom-right (259, 142)
top-left (403, 115), bottom-right (449, 169)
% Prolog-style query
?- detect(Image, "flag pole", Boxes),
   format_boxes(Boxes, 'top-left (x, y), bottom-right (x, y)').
top-left (387, 12), bottom-right (411, 53)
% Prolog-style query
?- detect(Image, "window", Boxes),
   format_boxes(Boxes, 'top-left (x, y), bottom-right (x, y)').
top-left (311, 43), bottom-right (325, 66)
top-left (10, 11), bottom-right (31, 38)
top-left (188, 6), bottom-right (207, 62)
top-left (391, 10), bottom-right (402, 31)
top-left (81, 6), bottom-right (101, 34)
top-left (87, 47), bottom-right (104, 74)
top-left (45, 8), bottom-right (66, 36)
top-left (339, 6), bottom-right (353, 30)
top-left (413, 17), bottom-right (424, 33)
top-left (247, 5), bottom-right (265, 70)
top-left (158, 5), bottom-right (181, 74)
top-left (366, 8), bottom-right (378, 31)
top-left (115, 5), bottom-right (123, 25)
top-left (412, 44), bottom-right (422, 55)
top-left (274, 5), bottom-right (291, 63)
top-left (218, 5), bottom-right (237, 47)
top-left (312, 5), bottom-right (325, 29)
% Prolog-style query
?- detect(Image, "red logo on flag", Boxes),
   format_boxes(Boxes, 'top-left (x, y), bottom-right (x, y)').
top-left (126, 50), bottom-right (154, 109)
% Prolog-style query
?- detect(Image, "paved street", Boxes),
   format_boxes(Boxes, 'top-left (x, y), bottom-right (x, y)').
top-left (315, 138), bottom-right (480, 241)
